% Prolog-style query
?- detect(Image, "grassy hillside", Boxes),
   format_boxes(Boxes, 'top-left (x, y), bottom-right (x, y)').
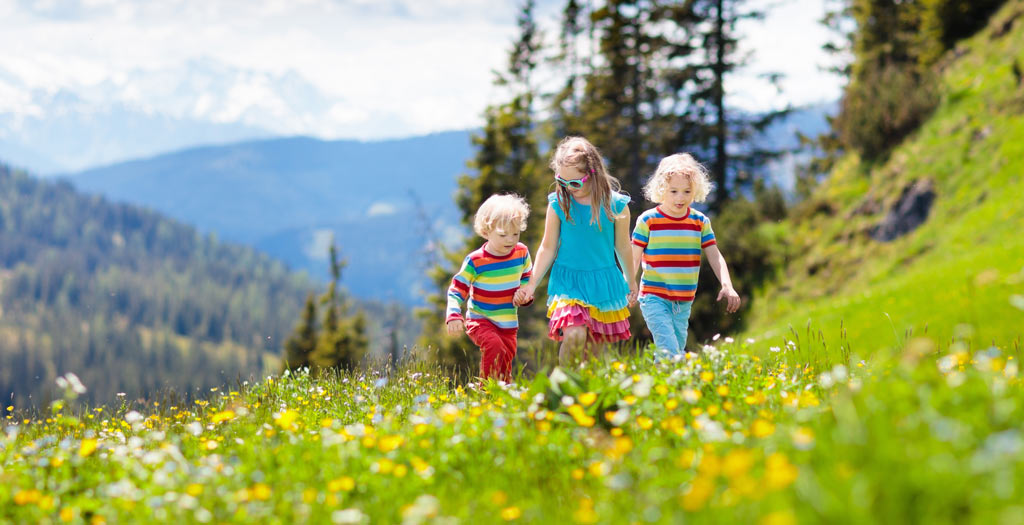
top-left (3, 337), bottom-right (1021, 523)
top-left (742, 1), bottom-right (1024, 356)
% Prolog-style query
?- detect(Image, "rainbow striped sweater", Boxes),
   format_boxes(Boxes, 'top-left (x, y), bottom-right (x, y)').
top-left (446, 242), bottom-right (533, 330)
top-left (631, 206), bottom-right (716, 302)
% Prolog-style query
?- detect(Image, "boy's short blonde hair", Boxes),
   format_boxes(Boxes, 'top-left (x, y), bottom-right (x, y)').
top-left (473, 194), bottom-right (530, 237)
top-left (643, 153), bottom-right (713, 204)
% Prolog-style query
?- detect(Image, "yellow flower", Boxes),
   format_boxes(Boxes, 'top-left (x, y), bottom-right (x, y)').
top-left (274, 409), bottom-right (300, 431)
top-left (717, 385), bottom-right (729, 396)
top-left (655, 384), bottom-right (669, 396)
top-left (636, 416), bottom-right (654, 430)
top-left (186, 484), bottom-right (203, 497)
top-left (13, 489), bottom-right (41, 505)
top-left (623, 395), bottom-right (638, 405)
top-left (328, 476), bottom-right (356, 492)
top-left (764, 453), bottom-right (799, 490)
top-left (78, 438), bottom-right (98, 457)
top-left (752, 419), bottom-right (775, 438)
top-left (665, 398), bottom-right (679, 411)
top-left (210, 410), bottom-right (235, 424)
top-left (501, 506), bottom-right (522, 520)
top-left (680, 477), bottom-right (715, 511)
top-left (571, 468), bottom-right (585, 480)
top-left (568, 405), bottom-right (595, 427)
top-left (578, 392), bottom-right (597, 407)
top-left (573, 498), bottom-right (598, 524)
top-left (60, 508), bottom-right (74, 522)
top-left (250, 483), bottom-right (272, 501)
top-left (378, 435), bottom-right (405, 452)
top-left (792, 427), bottom-right (815, 449)
top-left (722, 449), bottom-right (755, 478)
top-left (700, 371), bottom-right (714, 382)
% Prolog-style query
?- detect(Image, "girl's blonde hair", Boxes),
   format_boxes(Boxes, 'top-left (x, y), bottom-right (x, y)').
top-left (549, 136), bottom-right (622, 229)
top-left (643, 153), bottom-right (713, 204)
top-left (473, 193), bottom-right (530, 237)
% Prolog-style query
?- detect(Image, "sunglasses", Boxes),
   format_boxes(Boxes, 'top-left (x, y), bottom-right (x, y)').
top-left (555, 173), bottom-right (590, 189)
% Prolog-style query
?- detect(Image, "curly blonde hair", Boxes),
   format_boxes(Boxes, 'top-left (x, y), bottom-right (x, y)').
top-left (473, 194), bottom-right (530, 237)
top-left (549, 136), bottom-right (623, 229)
top-left (643, 153), bottom-right (713, 204)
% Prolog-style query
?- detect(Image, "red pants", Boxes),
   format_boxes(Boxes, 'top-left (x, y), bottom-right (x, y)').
top-left (466, 320), bottom-right (518, 382)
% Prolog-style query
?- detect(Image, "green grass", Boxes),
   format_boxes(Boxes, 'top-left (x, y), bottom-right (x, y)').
top-left (2, 336), bottom-right (1022, 524)
top-left (741, 0), bottom-right (1024, 356)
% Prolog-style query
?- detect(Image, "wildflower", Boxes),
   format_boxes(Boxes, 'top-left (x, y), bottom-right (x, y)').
top-left (722, 449), bottom-right (754, 478)
top-left (665, 399), bottom-right (679, 411)
top-left (680, 477), bottom-right (715, 511)
top-left (79, 438), bottom-right (98, 457)
top-left (501, 506), bottom-right (522, 520)
top-left (274, 409), bottom-right (300, 431)
top-left (573, 497), bottom-right (598, 524)
top-left (764, 453), bottom-right (799, 490)
top-left (439, 404), bottom-right (461, 424)
top-left (210, 410), bottom-right (235, 424)
top-left (568, 405), bottom-right (595, 427)
top-left (751, 419), bottom-right (775, 438)
top-left (683, 389), bottom-right (702, 404)
top-left (700, 371), bottom-right (714, 382)
top-left (636, 416), bottom-right (654, 430)
top-left (332, 508), bottom-right (367, 524)
top-left (578, 392), bottom-right (597, 407)
top-left (328, 477), bottom-right (356, 492)
top-left (792, 427), bottom-right (815, 449)
top-left (251, 483), bottom-right (272, 501)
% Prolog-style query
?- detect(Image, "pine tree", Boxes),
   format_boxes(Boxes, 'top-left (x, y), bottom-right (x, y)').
top-left (283, 294), bottom-right (318, 370)
top-left (420, 0), bottom-right (549, 377)
top-left (310, 241), bottom-right (367, 372)
top-left (665, 0), bottom-right (790, 212)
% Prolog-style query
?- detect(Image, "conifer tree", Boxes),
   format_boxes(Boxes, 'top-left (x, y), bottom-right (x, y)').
top-left (420, 0), bottom-right (548, 377)
top-left (283, 294), bottom-right (318, 370)
top-left (310, 242), bottom-right (367, 372)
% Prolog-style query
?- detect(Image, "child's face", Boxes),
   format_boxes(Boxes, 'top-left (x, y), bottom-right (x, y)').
top-left (555, 165), bottom-right (590, 198)
top-left (483, 226), bottom-right (521, 256)
top-left (661, 174), bottom-right (694, 215)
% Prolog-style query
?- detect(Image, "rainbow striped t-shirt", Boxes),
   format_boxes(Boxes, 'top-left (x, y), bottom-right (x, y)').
top-left (446, 242), bottom-right (533, 330)
top-left (631, 206), bottom-right (716, 302)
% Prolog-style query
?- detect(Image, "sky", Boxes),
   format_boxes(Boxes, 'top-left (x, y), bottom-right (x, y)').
top-left (0, 0), bottom-right (843, 141)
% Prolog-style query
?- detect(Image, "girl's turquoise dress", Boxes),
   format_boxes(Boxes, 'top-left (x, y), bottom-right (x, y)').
top-left (545, 191), bottom-right (632, 342)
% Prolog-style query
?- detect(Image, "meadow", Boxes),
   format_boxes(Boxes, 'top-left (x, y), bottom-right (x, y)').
top-left (3, 331), bottom-right (1022, 524)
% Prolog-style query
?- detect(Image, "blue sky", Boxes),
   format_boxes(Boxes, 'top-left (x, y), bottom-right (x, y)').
top-left (0, 0), bottom-right (842, 141)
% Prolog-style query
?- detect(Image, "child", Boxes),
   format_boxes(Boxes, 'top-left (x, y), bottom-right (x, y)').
top-left (630, 153), bottom-right (740, 358)
top-left (446, 194), bottom-right (534, 382)
top-left (515, 136), bottom-right (636, 364)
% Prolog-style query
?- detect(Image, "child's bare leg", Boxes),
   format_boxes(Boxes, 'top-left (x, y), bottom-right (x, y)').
top-left (559, 326), bottom-right (588, 365)
top-left (585, 341), bottom-right (607, 361)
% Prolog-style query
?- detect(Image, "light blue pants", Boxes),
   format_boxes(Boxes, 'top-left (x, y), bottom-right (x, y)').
top-left (638, 294), bottom-right (692, 358)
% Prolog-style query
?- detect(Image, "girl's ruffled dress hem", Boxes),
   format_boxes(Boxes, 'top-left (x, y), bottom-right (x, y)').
top-left (546, 266), bottom-right (632, 343)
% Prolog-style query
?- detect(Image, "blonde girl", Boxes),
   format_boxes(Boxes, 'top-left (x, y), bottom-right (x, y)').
top-left (515, 136), bottom-right (636, 364)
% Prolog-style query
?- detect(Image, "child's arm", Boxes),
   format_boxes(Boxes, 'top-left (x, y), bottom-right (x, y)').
top-left (629, 213), bottom-right (649, 296)
top-left (631, 244), bottom-right (644, 283)
top-left (614, 206), bottom-right (637, 306)
top-left (446, 256), bottom-right (476, 335)
top-left (704, 245), bottom-right (741, 313)
top-left (517, 249), bottom-right (535, 307)
top-left (515, 204), bottom-right (560, 306)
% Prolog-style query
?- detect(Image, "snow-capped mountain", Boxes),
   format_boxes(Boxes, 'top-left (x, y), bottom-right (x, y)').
top-left (0, 58), bottom-right (399, 173)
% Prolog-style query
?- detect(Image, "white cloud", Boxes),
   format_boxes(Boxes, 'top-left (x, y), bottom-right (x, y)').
top-left (0, 0), bottom-right (839, 142)
top-left (367, 202), bottom-right (398, 217)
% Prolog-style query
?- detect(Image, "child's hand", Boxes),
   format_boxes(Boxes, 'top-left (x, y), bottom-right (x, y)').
top-left (627, 280), bottom-right (638, 307)
top-left (718, 286), bottom-right (741, 313)
top-left (446, 319), bottom-right (465, 336)
top-left (514, 284), bottom-right (535, 306)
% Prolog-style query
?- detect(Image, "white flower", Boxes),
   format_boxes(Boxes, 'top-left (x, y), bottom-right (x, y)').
top-left (333, 508), bottom-right (368, 525)
top-left (124, 411), bottom-right (144, 424)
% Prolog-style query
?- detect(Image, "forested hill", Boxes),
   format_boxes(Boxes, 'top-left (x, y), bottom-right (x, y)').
top-left (0, 163), bottom-right (314, 405)
top-left (742, 0), bottom-right (1024, 352)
